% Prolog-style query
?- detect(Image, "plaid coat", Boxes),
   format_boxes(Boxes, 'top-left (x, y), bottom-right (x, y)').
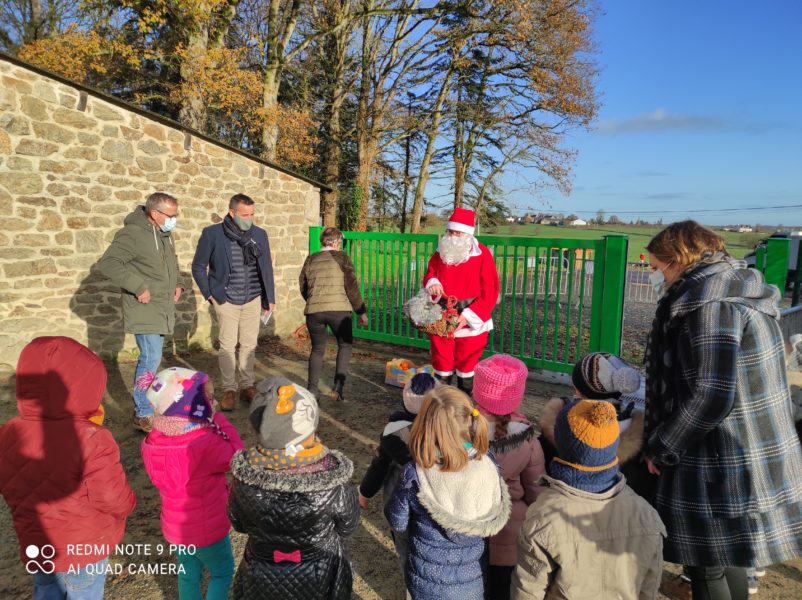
top-left (645, 256), bottom-right (802, 567)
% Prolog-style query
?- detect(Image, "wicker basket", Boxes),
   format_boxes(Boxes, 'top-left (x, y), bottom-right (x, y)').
top-left (403, 292), bottom-right (461, 338)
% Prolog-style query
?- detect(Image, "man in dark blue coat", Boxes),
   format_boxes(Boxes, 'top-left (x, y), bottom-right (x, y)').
top-left (192, 194), bottom-right (275, 410)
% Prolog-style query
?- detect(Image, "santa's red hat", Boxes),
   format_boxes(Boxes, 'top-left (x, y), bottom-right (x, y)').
top-left (446, 208), bottom-right (475, 235)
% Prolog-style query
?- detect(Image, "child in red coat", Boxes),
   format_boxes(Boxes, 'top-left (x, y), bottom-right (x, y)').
top-left (0, 336), bottom-right (136, 599)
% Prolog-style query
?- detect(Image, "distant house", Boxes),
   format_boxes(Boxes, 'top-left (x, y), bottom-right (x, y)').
top-left (569, 218), bottom-right (588, 227)
top-left (538, 217), bottom-right (554, 225)
top-left (738, 225), bottom-right (754, 233)
top-left (506, 216), bottom-right (516, 223)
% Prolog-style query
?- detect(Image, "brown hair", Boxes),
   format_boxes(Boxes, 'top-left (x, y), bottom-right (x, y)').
top-left (493, 412), bottom-right (511, 441)
top-left (409, 386), bottom-right (489, 472)
top-left (320, 227), bottom-right (343, 248)
top-left (646, 220), bottom-right (727, 270)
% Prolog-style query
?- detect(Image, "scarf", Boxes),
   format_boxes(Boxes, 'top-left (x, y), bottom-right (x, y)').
top-left (643, 253), bottom-right (729, 440)
top-left (247, 436), bottom-right (329, 470)
top-left (223, 214), bottom-right (261, 266)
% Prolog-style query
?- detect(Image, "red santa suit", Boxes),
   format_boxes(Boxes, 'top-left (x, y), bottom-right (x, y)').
top-left (423, 210), bottom-right (500, 378)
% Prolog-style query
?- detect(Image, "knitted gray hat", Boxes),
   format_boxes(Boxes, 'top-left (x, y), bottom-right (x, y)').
top-left (249, 377), bottom-right (319, 455)
top-left (572, 353), bottom-right (640, 400)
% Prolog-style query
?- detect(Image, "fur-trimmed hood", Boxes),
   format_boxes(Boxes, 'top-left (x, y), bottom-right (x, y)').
top-left (489, 420), bottom-right (535, 455)
top-left (416, 457), bottom-right (511, 537)
top-left (540, 397), bottom-right (644, 464)
top-left (231, 448), bottom-right (353, 493)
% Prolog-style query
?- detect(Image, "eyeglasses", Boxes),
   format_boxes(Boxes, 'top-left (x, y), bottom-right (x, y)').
top-left (155, 208), bottom-right (178, 219)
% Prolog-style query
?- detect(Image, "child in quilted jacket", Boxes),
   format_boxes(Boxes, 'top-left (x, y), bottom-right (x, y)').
top-left (358, 373), bottom-right (437, 568)
top-left (386, 385), bottom-right (511, 600)
top-left (0, 336), bottom-right (136, 600)
top-left (472, 354), bottom-right (545, 600)
top-left (141, 367), bottom-right (244, 600)
top-left (228, 377), bottom-right (360, 600)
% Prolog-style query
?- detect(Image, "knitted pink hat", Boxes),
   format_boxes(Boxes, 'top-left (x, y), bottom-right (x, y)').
top-left (473, 354), bottom-right (529, 415)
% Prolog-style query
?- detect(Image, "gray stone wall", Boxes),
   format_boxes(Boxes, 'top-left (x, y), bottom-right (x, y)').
top-left (0, 57), bottom-right (320, 369)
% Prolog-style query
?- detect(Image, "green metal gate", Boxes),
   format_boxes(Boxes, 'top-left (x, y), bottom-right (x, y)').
top-left (309, 228), bottom-right (628, 374)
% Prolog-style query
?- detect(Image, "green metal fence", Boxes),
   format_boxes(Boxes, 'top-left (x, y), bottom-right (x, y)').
top-left (309, 228), bottom-right (628, 374)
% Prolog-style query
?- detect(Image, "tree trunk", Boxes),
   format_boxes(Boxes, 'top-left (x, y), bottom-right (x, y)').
top-left (319, 7), bottom-right (350, 226)
top-left (260, 67), bottom-right (280, 160)
top-left (410, 58), bottom-right (457, 232)
top-left (179, 25), bottom-right (210, 131)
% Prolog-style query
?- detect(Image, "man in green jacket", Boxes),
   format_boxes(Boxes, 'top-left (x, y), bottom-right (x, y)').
top-left (98, 192), bottom-right (183, 432)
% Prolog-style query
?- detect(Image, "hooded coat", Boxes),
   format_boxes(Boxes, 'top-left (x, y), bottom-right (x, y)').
top-left (0, 337), bottom-right (136, 571)
top-left (98, 205), bottom-right (181, 334)
top-left (644, 256), bottom-right (802, 567)
top-left (228, 449), bottom-right (359, 600)
top-left (386, 456), bottom-right (511, 600)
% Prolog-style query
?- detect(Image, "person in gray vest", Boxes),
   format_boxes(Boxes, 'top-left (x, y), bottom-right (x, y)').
top-left (192, 194), bottom-right (275, 411)
top-left (299, 227), bottom-right (368, 401)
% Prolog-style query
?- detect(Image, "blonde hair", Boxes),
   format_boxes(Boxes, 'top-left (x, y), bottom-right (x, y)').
top-left (646, 220), bottom-right (727, 270)
top-left (409, 386), bottom-right (489, 472)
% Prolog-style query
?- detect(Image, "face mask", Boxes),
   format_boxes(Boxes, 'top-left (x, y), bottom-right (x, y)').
top-left (160, 217), bottom-right (177, 233)
top-left (233, 215), bottom-right (253, 231)
top-left (649, 268), bottom-right (666, 297)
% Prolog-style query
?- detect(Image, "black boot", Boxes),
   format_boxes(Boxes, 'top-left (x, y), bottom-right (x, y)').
top-left (435, 373), bottom-right (453, 386)
top-left (331, 376), bottom-right (346, 402)
top-left (457, 376), bottom-right (473, 395)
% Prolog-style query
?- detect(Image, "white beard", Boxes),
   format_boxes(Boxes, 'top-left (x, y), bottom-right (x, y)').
top-left (438, 234), bottom-right (472, 266)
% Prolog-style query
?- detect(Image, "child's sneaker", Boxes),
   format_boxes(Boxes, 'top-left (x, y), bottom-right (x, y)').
top-left (747, 575), bottom-right (759, 595)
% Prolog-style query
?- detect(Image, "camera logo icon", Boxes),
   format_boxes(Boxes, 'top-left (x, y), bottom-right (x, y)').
top-left (25, 544), bottom-right (56, 574)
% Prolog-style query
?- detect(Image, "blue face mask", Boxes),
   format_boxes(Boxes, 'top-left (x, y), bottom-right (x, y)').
top-left (649, 268), bottom-right (666, 297)
top-left (160, 216), bottom-right (177, 233)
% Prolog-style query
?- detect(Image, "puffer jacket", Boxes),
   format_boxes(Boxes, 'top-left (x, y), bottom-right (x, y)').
top-left (228, 449), bottom-right (360, 600)
top-left (141, 413), bottom-right (244, 547)
top-left (299, 250), bottom-right (366, 315)
top-left (511, 475), bottom-right (665, 600)
top-left (358, 408), bottom-right (416, 507)
top-left (487, 417), bottom-right (544, 566)
top-left (386, 456), bottom-right (511, 600)
top-left (98, 205), bottom-right (181, 334)
top-left (0, 336), bottom-right (136, 571)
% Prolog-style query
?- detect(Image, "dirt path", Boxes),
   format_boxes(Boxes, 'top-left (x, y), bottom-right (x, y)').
top-left (1, 337), bottom-right (800, 599)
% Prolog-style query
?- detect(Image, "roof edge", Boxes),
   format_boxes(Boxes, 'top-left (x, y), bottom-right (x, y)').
top-left (0, 51), bottom-right (331, 192)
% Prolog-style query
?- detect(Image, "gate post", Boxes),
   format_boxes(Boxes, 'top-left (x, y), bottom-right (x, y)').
top-left (594, 234), bottom-right (628, 355)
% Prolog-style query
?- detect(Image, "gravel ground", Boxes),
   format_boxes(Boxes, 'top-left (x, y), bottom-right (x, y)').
top-left (1, 334), bottom-right (800, 599)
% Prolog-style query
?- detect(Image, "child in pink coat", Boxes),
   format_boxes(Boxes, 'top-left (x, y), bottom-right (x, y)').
top-left (473, 354), bottom-right (545, 600)
top-left (141, 367), bottom-right (244, 599)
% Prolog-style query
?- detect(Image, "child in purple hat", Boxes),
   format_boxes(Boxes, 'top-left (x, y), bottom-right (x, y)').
top-left (141, 367), bottom-right (244, 599)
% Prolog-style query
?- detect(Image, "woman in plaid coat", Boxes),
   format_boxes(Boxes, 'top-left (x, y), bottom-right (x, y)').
top-left (644, 220), bottom-right (802, 599)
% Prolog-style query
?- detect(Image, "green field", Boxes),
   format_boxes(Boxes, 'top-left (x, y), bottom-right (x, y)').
top-left (471, 223), bottom-right (767, 263)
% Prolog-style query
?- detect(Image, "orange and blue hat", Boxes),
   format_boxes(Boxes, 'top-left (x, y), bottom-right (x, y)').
top-left (551, 399), bottom-right (620, 493)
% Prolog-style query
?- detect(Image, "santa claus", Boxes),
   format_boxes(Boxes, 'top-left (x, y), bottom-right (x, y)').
top-left (423, 208), bottom-right (500, 393)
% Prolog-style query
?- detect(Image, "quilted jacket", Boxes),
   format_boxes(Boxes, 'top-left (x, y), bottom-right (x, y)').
top-left (386, 456), bottom-right (511, 600)
top-left (141, 412), bottom-right (244, 547)
top-left (0, 336), bottom-right (136, 571)
top-left (486, 418), bottom-right (544, 566)
top-left (228, 449), bottom-right (360, 600)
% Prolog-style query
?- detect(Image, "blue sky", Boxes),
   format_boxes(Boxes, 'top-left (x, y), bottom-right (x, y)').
top-left (512, 1), bottom-right (802, 226)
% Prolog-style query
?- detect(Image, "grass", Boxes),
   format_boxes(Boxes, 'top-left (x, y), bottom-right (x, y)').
top-left (473, 223), bottom-right (767, 263)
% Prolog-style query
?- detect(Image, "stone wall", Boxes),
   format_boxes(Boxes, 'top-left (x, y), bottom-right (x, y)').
top-left (0, 56), bottom-right (321, 369)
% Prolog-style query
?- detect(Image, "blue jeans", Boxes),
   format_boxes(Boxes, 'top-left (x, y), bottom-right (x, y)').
top-left (176, 534), bottom-right (234, 600)
top-left (133, 334), bottom-right (163, 416)
top-left (33, 557), bottom-right (108, 599)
